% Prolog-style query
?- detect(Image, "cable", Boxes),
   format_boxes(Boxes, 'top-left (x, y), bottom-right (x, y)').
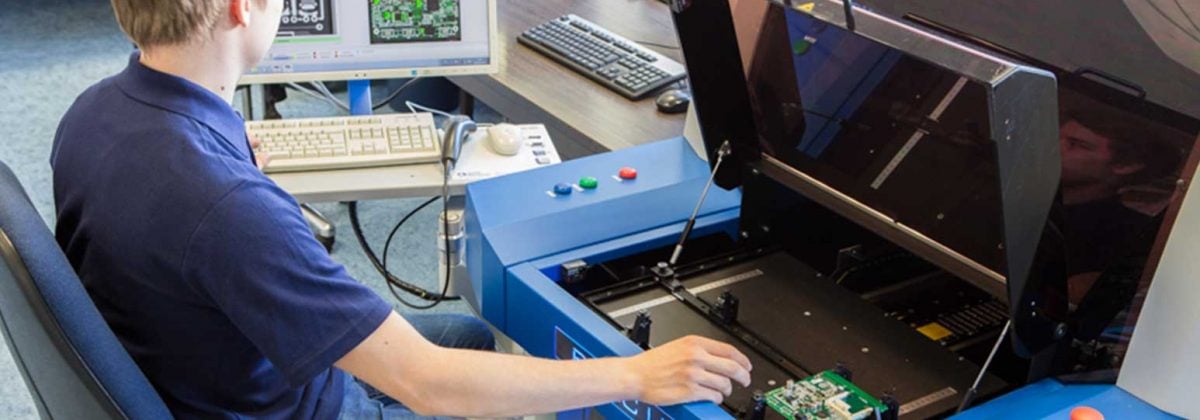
top-left (372, 78), bottom-right (424, 111)
top-left (956, 320), bottom-right (1011, 413)
top-left (391, 157), bottom-right (458, 310)
top-left (1173, 0), bottom-right (1200, 34)
top-left (378, 198), bottom-right (438, 293)
top-left (283, 78), bottom-right (427, 113)
top-left (285, 82), bottom-right (350, 112)
top-left (310, 81), bottom-right (347, 110)
top-left (1144, 0), bottom-right (1200, 43)
top-left (347, 199), bottom-right (461, 309)
top-left (405, 100), bottom-right (456, 118)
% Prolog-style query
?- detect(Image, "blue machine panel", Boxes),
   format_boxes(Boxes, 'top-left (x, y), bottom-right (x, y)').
top-left (554, 327), bottom-right (674, 419)
top-left (464, 137), bottom-right (740, 418)
top-left (504, 263), bottom-right (728, 419)
top-left (464, 137), bottom-right (741, 331)
top-left (952, 379), bottom-right (1178, 420)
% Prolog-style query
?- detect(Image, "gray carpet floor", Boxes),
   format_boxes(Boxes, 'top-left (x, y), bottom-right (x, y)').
top-left (0, 1), bottom-right (495, 417)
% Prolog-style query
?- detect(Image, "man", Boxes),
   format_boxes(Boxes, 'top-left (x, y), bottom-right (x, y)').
top-left (1057, 111), bottom-right (1178, 305)
top-left (50, 0), bottom-right (752, 418)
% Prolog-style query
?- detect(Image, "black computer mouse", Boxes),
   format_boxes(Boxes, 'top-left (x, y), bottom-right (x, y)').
top-left (655, 89), bottom-right (691, 114)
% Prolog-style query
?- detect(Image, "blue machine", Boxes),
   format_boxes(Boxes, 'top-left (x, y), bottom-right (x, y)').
top-left (461, 138), bottom-right (1182, 419)
top-left (464, 137), bottom-right (738, 418)
top-left (462, 0), bottom-right (1200, 418)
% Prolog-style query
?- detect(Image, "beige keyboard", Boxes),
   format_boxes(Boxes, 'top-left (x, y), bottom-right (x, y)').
top-left (246, 113), bottom-right (441, 173)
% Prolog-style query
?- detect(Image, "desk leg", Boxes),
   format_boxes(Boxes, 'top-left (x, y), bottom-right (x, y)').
top-left (301, 203), bottom-right (336, 253)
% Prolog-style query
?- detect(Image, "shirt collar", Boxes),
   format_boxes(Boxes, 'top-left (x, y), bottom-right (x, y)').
top-left (114, 53), bottom-right (249, 158)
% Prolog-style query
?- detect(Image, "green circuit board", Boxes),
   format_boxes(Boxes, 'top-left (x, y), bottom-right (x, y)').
top-left (765, 371), bottom-right (887, 420)
top-left (369, 0), bottom-right (462, 43)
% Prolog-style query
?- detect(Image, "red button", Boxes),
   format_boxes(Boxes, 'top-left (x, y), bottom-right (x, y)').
top-left (619, 167), bottom-right (638, 180)
top-left (1070, 407), bottom-right (1104, 420)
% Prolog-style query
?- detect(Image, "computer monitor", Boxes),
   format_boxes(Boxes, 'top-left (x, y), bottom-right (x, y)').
top-left (240, 0), bottom-right (498, 84)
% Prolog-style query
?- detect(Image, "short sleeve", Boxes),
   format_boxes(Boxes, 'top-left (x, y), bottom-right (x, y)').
top-left (181, 180), bottom-right (392, 387)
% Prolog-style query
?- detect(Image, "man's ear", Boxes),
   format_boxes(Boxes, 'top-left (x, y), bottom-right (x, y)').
top-left (229, 0), bottom-right (252, 27)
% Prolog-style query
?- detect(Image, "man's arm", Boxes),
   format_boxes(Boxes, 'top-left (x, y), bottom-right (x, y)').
top-left (336, 312), bottom-right (753, 418)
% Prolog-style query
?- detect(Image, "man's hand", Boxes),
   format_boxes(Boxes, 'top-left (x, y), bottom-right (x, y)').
top-left (248, 134), bottom-right (271, 171)
top-left (338, 313), bottom-right (754, 417)
top-left (623, 335), bottom-right (753, 406)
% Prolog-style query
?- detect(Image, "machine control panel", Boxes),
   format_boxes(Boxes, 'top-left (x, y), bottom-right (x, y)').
top-left (467, 138), bottom-right (729, 228)
top-left (547, 167), bottom-right (642, 198)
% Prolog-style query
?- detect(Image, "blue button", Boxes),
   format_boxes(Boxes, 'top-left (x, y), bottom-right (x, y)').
top-left (553, 183), bottom-right (573, 195)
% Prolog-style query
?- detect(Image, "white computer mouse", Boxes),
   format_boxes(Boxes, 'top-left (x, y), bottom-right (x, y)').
top-left (486, 123), bottom-right (523, 156)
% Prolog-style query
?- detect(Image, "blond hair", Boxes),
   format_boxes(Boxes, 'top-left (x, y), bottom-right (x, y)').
top-left (110, 0), bottom-right (226, 47)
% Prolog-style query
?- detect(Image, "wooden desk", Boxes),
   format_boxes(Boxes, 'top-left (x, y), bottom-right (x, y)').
top-left (450, 0), bottom-right (687, 159)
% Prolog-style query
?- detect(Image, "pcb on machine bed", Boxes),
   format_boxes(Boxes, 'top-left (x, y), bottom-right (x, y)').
top-left (765, 370), bottom-right (888, 420)
top-left (587, 251), bottom-right (1001, 417)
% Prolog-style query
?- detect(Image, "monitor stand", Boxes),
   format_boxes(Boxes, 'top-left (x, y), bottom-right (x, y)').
top-left (347, 80), bottom-right (372, 116)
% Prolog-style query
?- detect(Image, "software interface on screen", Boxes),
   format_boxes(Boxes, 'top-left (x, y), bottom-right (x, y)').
top-left (246, 0), bottom-right (492, 80)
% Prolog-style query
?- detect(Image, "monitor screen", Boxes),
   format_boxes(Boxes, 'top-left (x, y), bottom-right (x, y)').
top-left (241, 0), bottom-right (497, 84)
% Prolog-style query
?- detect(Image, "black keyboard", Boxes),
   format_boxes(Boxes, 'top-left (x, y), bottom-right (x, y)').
top-left (518, 15), bottom-right (687, 100)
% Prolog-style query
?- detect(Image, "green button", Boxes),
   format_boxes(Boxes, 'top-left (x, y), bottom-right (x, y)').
top-left (579, 176), bottom-right (599, 189)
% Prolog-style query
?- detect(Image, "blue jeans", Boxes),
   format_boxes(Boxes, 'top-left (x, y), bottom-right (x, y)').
top-left (338, 313), bottom-right (496, 419)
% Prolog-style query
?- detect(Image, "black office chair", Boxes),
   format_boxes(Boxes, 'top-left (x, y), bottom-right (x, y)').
top-left (0, 161), bottom-right (172, 419)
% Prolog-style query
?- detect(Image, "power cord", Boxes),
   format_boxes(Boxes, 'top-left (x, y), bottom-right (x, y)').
top-left (405, 100), bottom-right (456, 118)
top-left (311, 81), bottom-right (346, 110)
top-left (346, 112), bottom-right (462, 310)
top-left (285, 82), bottom-right (350, 112)
top-left (388, 158), bottom-right (459, 310)
top-left (348, 198), bottom-right (460, 309)
top-left (373, 78), bottom-right (424, 111)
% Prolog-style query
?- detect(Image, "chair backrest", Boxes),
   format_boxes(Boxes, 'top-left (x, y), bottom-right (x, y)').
top-left (0, 161), bottom-right (172, 419)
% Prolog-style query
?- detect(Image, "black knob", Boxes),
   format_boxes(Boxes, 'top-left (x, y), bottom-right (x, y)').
top-left (627, 310), bottom-right (653, 350)
top-left (744, 390), bottom-right (765, 420)
top-left (712, 290), bottom-right (740, 324)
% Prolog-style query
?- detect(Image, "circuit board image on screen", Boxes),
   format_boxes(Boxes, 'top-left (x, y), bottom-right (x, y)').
top-left (369, 0), bottom-right (462, 44)
top-left (279, 0), bottom-right (334, 36)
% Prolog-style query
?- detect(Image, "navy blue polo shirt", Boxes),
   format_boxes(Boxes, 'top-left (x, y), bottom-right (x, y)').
top-left (50, 54), bottom-right (392, 419)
